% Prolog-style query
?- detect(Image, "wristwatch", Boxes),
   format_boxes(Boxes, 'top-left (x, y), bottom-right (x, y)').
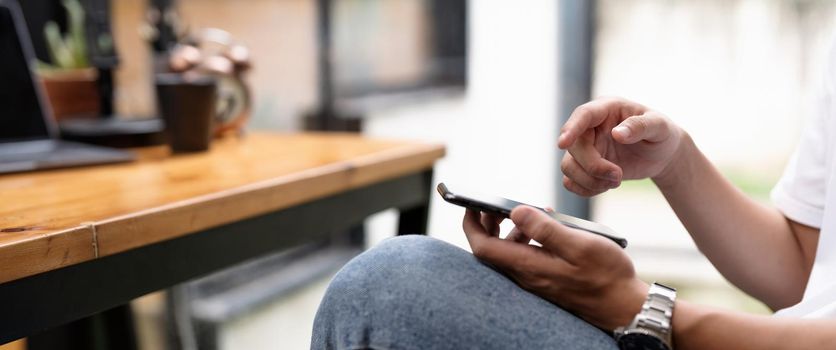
top-left (614, 282), bottom-right (677, 350)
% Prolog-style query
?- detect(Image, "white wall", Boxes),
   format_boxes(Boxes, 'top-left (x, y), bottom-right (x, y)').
top-left (364, 0), bottom-right (559, 248)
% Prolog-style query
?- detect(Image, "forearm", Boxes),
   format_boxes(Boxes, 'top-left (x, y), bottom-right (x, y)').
top-left (674, 301), bottom-right (836, 349)
top-left (652, 133), bottom-right (807, 308)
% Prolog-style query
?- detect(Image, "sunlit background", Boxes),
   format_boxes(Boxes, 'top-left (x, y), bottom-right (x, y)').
top-left (6, 0), bottom-right (836, 349)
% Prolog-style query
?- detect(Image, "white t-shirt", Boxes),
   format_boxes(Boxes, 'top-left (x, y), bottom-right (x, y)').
top-left (771, 43), bottom-right (836, 318)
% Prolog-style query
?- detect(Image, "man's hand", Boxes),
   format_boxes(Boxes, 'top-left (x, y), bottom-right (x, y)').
top-left (558, 97), bottom-right (686, 196)
top-left (462, 206), bottom-right (648, 330)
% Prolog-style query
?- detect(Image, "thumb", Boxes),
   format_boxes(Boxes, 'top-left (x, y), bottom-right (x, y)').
top-left (509, 206), bottom-right (564, 251)
top-left (611, 114), bottom-right (669, 145)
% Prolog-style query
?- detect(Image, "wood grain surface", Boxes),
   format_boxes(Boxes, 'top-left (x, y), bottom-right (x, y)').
top-left (0, 132), bottom-right (444, 284)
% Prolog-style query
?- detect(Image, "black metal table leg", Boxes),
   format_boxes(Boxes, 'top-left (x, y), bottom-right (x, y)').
top-left (27, 305), bottom-right (138, 350)
top-left (397, 170), bottom-right (433, 235)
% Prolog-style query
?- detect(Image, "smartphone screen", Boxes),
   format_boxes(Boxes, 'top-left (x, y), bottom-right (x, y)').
top-left (437, 182), bottom-right (627, 248)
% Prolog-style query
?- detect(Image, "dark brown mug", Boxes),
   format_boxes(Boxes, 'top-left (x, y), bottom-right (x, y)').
top-left (155, 73), bottom-right (217, 153)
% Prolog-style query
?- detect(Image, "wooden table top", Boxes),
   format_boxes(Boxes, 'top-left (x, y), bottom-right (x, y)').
top-left (0, 132), bottom-right (445, 284)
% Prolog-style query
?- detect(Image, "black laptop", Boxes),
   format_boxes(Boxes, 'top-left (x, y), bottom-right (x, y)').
top-left (0, 0), bottom-right (133, 174)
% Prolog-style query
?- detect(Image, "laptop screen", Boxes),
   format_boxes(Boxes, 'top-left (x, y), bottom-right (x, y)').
top-left (0, 2), bottom-right (51, 143)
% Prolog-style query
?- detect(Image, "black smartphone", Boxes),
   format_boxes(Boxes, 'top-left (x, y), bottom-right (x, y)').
top-left (437, 182), bottom-right (628, 248)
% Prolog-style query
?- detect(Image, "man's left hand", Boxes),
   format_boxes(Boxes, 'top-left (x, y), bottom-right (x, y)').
top-left (462, 206), bottom-right (648, 330)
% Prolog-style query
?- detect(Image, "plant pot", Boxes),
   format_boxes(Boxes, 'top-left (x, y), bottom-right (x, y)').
top-left (39, 68), bottom-right (100, 121)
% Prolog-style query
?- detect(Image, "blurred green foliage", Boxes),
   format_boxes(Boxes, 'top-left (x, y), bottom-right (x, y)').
top-left (41, 0), bottom-right (89, 70)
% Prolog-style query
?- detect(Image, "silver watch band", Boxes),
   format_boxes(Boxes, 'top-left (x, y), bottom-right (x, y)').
top-left (615, 282), bottom-right (677, 349)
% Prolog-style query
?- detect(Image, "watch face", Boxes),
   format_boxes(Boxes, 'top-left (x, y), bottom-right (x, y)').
top-left (616, 333), bottom-right (669, 350)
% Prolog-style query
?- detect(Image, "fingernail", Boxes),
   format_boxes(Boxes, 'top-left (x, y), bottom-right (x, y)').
top-left (613, 125), bottom-right (630, 138)
top-left (608, 180), bottom-right (620, 188)
top-left (605, 171), bottom-right (619, 182)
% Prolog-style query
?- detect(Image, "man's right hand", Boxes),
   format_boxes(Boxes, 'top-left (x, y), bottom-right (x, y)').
top-left (558, 97), bottom-right (687, 196)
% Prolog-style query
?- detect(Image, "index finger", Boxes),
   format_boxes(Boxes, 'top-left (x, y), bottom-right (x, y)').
top-left (462, 210), bottom-right (571, 272)
top-left (558, 98), bottom-right (645, 149)
top-left (480, 212), bottom-right (505, 237)
top-left (558, 101), bottom-right (609, 149)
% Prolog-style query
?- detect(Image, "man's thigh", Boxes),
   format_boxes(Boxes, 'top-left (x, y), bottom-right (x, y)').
top-left (312, 235), bottom-right (617, 350)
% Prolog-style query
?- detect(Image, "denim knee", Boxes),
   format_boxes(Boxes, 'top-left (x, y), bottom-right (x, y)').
top-left (323, 235), bottom-right (462, 301)
top-left (311, 236), bottom-right (470, 347)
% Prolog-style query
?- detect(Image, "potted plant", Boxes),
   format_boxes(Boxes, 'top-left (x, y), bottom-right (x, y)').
top-left (37, 0), bottom-right (100, 121)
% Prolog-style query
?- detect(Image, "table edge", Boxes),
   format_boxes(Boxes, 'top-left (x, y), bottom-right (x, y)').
top-left (0, 143), bottom-right (445, 284)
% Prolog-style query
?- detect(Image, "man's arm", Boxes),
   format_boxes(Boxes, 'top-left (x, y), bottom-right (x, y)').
top-left (557, 98), bottom-right (819, 309)
top-left (674, 300), bottom-right (836, 349)
top-left (652, 133), bottom-right (819, 309)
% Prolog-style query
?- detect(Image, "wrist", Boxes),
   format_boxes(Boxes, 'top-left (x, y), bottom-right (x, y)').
top-left (652, 129), bottom-right (697, 190)
top-left (614, 279), bottom-right (651, 329)
top-left (671, 300), bottom-right (721, 350)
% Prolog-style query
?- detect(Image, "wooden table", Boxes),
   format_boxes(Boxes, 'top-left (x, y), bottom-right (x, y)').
top-left (0, 132), bottom-right (445, 345)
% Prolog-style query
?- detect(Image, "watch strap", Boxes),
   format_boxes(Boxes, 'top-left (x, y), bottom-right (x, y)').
top-left (615, 282), bottom-right (677, 349)
top-left (638, 283), bottom-right (675, 342)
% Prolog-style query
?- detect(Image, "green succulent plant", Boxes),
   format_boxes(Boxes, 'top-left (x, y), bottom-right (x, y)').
top-left (40, 0), bottom-right (89, 70)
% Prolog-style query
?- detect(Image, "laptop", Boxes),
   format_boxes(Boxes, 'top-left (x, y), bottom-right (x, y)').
top-left (0, 0), bottom-right (133, 174)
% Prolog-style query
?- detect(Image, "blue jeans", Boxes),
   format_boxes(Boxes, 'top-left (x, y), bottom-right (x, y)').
top-left (311, 235), bottom-right (617, 349)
